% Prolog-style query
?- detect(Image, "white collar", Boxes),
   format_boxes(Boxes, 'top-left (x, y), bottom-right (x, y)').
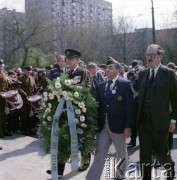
top-left (150, 63), bottom-right (161, 77)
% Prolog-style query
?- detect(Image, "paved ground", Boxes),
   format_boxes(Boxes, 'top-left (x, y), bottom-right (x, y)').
top-left (0, 130), bottom-right (177, 180)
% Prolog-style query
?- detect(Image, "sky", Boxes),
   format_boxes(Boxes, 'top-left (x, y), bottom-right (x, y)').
top-left (107, 0), bottom-right (177, 29)
top-left (0, 0), bottom-right (176, 29)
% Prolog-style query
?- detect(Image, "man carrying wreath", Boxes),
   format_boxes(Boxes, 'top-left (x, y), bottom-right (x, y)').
top-left (46, 49), bottom-right (92, 177)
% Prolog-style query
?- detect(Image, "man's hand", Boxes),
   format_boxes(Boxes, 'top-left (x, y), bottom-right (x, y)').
top-left (169, 122), bottom-right (176, 132)
top-left (124, 128), bottom-right (131, 138)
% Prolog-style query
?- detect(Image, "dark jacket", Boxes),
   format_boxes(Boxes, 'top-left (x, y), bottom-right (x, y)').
top-left (137, 65), bottom-right (177, 131)
top-left (97, 77), bottom-right (134, 133)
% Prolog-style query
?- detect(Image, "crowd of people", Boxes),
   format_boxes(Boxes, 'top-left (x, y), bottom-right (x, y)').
top-left (0, 44), bottom-right (177, 180)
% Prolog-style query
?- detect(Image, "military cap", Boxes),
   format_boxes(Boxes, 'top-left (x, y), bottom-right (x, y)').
top-left (106, 57), bottom-right (117, 65)
top-left (106, 57), bottom-right (120, 68)
top-left (33, 68), bottom-right (39, 72)
top-left (0, 59), bottom-right (4, 66)
top-left (65, 49), bottom-right (81, 58)
top-left (25, 65), bottom-right (33, 72)
top-left (38, 68), bottom-right (46, 72)
top-left (46, 65), bottom-right (53, 70)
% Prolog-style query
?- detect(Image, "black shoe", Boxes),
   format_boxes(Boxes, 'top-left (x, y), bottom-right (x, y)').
top-left (127, 141), bottom-right (136, 148)
top-left (0, 146), bottom-right (3, 150)
top-left (46, 163), bottom-right (65, 177)
top-left (78, 163), bottom-right (89, 171)
top-left (46, 170), bottom-right (63, 178)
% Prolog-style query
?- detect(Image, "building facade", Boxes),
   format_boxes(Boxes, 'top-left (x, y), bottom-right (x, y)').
top-left (25, 0), bottom-right (112, 27)
top-left (25, 0), bottom-right (112, 54)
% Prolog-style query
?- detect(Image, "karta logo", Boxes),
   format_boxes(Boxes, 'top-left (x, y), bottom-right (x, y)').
top-left (104, 158), bottom-right (176, 179)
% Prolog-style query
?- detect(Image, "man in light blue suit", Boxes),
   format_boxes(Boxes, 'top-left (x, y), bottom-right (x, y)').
top-left (86, 57), bottom-right (134, 180)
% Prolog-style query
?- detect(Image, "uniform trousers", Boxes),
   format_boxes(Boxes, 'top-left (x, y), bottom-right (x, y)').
top-left (86, 119), bottom-right (127, 180)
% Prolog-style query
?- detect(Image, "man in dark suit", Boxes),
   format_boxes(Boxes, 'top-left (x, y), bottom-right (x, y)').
top-left (137, 44), bottom-right (177, 180)
top-left (49, 55), bottom-right (66, 80)
top-left (86, 58), bottom-right (134, 180)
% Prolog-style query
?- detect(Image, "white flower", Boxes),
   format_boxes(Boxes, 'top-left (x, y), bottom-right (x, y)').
top-left (48, 103), bottom-right (52, 108)
top-left (62, 91), bottom-right (67, 97)
top-left (56, 95), bottom-right (61, 101)
top-left (78, 102), bottom-right (85, 108)
top-left (74, 92), bottom-right (79, 98)
top-left (70, 79), bottom-right (74, 84)
top-left (43, 92), bottom-right (48, 97)
top-left (43, 97), bottom-right (48, 102)
top-left (53, 91), bottom-right (57, 95)
top-left (49, 93), bottom-right (54, 100)
top-left (43, 121), bottom-right (47, 126)
top-left (47, 116), bottom-right (52, 121)
top-left (73, 101), bottom-right (79, 104)
top-left (64, 79), bottom-right (72, 86)
top-left (82, 107), bottom-right (87, 113)
top-left (75, 109), bottom-right (81, 115)
top-left (42, 102), bottom-right (46, 108)
top-left (80, 115), bottom-right (85, 122)
top-left (81, 123), bottom-right (87, 128)
top-left (55, 82), bottom-right (61, 89)
top-left (43, 114), bottom-right (46, 118)
top-left (56, 77), bottom-right (60, 82)
top-left (48, 85), bottom-right (54, 90)
top-left (45, 108), bottom-right (51, 114)
top-left (76, 86), bottom-right (83, 89)
top-left (65, 96), bottom-right (69, 100)
top-left (78, 128), bottom-right (83, 134)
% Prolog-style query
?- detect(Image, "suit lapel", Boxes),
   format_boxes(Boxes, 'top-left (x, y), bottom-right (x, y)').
top-left (151, 65), bottom-right (163, 90)
top-left (140, 69), bottom-right (149, 97)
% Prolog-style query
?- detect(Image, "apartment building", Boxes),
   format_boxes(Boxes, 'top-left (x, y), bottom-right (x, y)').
top-left (25, 0), bottom-right (112, 27)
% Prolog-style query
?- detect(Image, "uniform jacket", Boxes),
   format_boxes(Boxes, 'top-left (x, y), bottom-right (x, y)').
top-left (18, 74), bottom-right (37, 96)
top-left (97, 77), bottom-right (134, 133)
top-left (68, 67), bottom-right (91, 88)
top-left (137, 65), bottom-right (177, 131)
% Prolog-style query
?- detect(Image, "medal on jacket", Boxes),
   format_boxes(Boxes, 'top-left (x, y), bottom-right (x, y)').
top-left (117, 96), bottom-right (123, 101)
top-left (112, 90), bottom-right (116, 94)
top-left (72, 76), bottom-right (81, 84)
top-left (111, 86), bottom-right (117, 94)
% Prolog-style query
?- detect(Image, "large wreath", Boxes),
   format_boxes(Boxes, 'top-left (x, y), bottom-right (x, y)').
top-left (38, 74), bottom-right (97, 162)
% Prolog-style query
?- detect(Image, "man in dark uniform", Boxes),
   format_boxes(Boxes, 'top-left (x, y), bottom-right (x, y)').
top-left (137, 44), bottom-right (177, 180)
top-left (66, 49), bottom-right (91, 171)
top-left (0, 59), bottom-right (12, 137)
top-left (66, 49), bottom-right (91, 87)
top-left (49, 55), bottom-right (66, 80)
top-left (18, 65), bottom-right (37, 136)
top-left (46, 49), bottom-right (91, 178)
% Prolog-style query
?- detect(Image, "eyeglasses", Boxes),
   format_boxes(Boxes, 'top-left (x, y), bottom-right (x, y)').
top-left (145, 53), bottom-right (157, 59)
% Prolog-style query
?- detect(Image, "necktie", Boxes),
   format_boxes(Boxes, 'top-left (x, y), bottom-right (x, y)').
top-left (150, 69), bottom-right (154, 84)
top-left (106, 80), bottom-right (113, 93)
